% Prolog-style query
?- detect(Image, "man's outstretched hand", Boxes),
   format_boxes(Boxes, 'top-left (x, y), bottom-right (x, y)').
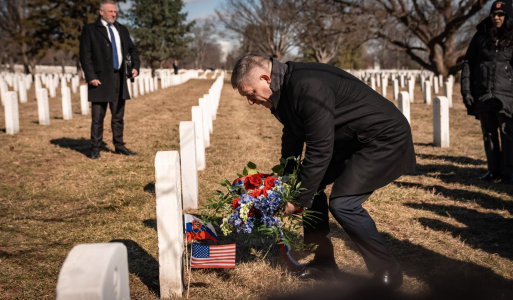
top-left (284, 202), bottom-right (300, 215)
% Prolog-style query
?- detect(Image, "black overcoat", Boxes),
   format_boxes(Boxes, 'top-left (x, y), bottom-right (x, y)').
top-left (271, 61), bottom-right (416, 208)
top-left (79, 18), bottom-right (140, 102)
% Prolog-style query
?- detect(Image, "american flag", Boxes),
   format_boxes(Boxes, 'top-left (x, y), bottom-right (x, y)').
top-left (191, 243), bottom-right (236, 268)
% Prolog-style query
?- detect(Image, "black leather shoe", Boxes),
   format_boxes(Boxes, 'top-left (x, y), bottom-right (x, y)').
top-left (501, 174), bottom-right (513, 184)
top-left (91, 150), bottom-right (101, 159)
top-left (373, 267), bottom-right (403, 289)
top-left (293, 261), bottom-right (339, 280)
top-left (481, 171), bottom-right (500, 181)
top-left (115, 146), bottom-right (138, 156)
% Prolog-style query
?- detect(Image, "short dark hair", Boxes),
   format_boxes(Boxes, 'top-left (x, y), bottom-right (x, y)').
top-left (231, 54), bottom-right (270, 89)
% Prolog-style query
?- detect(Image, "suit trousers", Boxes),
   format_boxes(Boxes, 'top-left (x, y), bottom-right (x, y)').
top-left (304, 191), bottom-right (399, 273)
top-left (479, 111), bottom-right (513, 177)
top-left (90, 71), bottom-right (125, 150)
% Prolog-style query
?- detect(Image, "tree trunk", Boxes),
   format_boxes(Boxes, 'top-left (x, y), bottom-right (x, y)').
top-left (60, 56), bottom-right (66, 74)
top-left (76, 58), bottom-right (83, 80)
top-left (21, 42), bottom-right (32, 74)
top-left (29, 59), bottom-right (36, 76)
top-left (433, 45), bottom-right (448, 77)
top-left (8, 56), bottom-right (14, 73)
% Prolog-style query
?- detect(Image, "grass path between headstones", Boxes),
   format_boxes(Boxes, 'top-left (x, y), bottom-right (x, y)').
top-left (0, 75), bottom-right (512, 299)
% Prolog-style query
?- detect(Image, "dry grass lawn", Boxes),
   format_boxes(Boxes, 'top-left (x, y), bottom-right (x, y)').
top-left (0, 72), bottom-right (512, 300)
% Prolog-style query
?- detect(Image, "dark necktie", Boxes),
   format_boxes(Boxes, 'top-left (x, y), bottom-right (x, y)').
top-left (107, 24), bottom-right (119, 70)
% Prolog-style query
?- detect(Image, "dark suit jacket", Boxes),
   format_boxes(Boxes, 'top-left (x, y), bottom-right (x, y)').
top-left (270, 60), bottom-right (416, 208)
top-left (79, 17), bottom-right (140, 102)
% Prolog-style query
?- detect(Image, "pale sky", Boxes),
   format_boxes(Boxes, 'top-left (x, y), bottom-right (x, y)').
top-left (119, 0), bottom-right (227, 21)
top-left (184, 0), bottom-right (233, 61)
top-left (183, 0), bottom-right (227, 21)
top-left (119, 0), bottom-right (233, 61)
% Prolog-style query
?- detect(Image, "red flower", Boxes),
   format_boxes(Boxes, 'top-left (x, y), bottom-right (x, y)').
top-left (244, 174), bottom-right (263, 190)
top-left (262, 186), bottom-right (272, 196)
top-left (264, 176), bottom-right (276, 188)
top-left (231, 197), bottom-right (240, 209)
top-left (248, 207), bottom-right (255, 217)
top-left (247, 207), bottom-right (262, 217)
top-left (251, 188), bottom-right (262, 197)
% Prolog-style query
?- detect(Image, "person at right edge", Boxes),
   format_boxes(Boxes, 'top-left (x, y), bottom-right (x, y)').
top-left (461, 0), bottom-right (513, 184)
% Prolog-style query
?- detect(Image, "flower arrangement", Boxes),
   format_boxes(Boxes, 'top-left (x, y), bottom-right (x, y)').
top-left (201, 156), bottom-right (316, 249)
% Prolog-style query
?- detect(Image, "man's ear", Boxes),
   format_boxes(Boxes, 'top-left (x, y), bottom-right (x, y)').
top-left (261, 74), bottom-right (271, 84)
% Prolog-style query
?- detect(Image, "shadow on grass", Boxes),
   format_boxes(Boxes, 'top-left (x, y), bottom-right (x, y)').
top-left (50, 137), bottom-right (108, 157)
top-left (412, 163), bottom-right (513, 194)
top-left (415, 153), bottom-right (486, 166)
top-left (143, 182), bottom-right (155, 195)
top-left (267, 232), bottom-right (513, 300)
top-left (404, 202), bottom-right (513, 260)
top-left (387, 231), bottom-right (513, 300)
top-left (393, 182), bottom-right (513, 214)
top-left (325, 225), bottom-right (513, 300)
top-left (110, 239), bottom-right (160, 297)
top-left (143, 218), bottom-right (157, 230)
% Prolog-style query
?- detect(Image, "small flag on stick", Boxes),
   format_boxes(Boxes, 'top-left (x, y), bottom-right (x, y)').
top-left (184, 214), bottom-right (217, 243)
top-left (191, 243), bottom-right (236, 268)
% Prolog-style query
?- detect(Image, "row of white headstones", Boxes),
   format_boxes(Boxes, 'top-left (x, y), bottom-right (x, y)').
top-left (0, 68), bottom-right (207, 134)
top-left (55, 71), bottom-right (224, 300)
top-left (351, 69), bottom-right (452, 148)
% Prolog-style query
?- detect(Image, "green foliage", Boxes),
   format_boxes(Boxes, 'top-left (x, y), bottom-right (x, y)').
top-left (25, 0), bottom-right (104, 62)
top-left (127, 0), bottom-right (194, 71)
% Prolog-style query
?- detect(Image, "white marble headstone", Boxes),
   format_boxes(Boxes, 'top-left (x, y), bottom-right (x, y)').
top-left (408, 79), bottom-right (414, 103)
top-left (37, 88), bottom-right (50, 125)
top-left (393, 79), bottom-right (399, 100)
top-left (179, 121), bottom-right (198, 210)
top-left (18, 78), bottom-right (27, 103)
top-left (80, 85), bottom-right (89, 115)
top-left (424, 81), bottom-right (432, 105)
top-left (132, 78), bottom-right (139, 98)
top-left (55, 243), bottom-right (130, 300)
top-left (433, 96), bottom-right (450, 148)
top-left (444, 80), bottom-right (453, 108)
top-left (62, 87), bottom-right (73, 120)
top-left (191, 106), bottom-right (206, 171)
top-left (4, 91), bottom-right (19, 135)
top-left (154, 151), bottom-right (184, 298)
top-left (381, 76), bottom-right (387, 98)
top-left (398, 91), bottom-right (411, 124)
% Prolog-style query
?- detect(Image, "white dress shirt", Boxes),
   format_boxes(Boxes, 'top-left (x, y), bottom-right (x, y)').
top-left (101, 19), bottom-right (122, 70)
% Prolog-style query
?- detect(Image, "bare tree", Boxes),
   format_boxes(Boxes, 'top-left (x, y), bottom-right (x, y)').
top-left (296, 0), bottom-right (371, 64)
top-left (189, 19), bottom-right (218, 69)
top-left (216, 0), bottom-right (299, 60)
top-left (336, 0), bottom-right (490, 76)
top-left (202, 43), bottom-right (223, 69)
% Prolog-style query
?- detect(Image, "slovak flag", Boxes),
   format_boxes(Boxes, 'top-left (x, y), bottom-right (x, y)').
top-left (184, 214), bottom-right (217, 243)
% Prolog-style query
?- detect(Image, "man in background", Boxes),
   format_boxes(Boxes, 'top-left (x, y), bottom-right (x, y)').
top-left (173, 60), bottom-right (179, 75)
top-left (80, 0), bottom-right (140, 159)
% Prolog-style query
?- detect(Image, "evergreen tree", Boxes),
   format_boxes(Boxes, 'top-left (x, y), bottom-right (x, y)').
top-left (128, 0), bottom-right (193, 74)
top-left (26, 0), bottom-right (106, 74)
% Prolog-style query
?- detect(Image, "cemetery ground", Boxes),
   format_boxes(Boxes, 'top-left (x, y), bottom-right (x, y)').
top-left (1, 75), bottom-right (512, 300)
